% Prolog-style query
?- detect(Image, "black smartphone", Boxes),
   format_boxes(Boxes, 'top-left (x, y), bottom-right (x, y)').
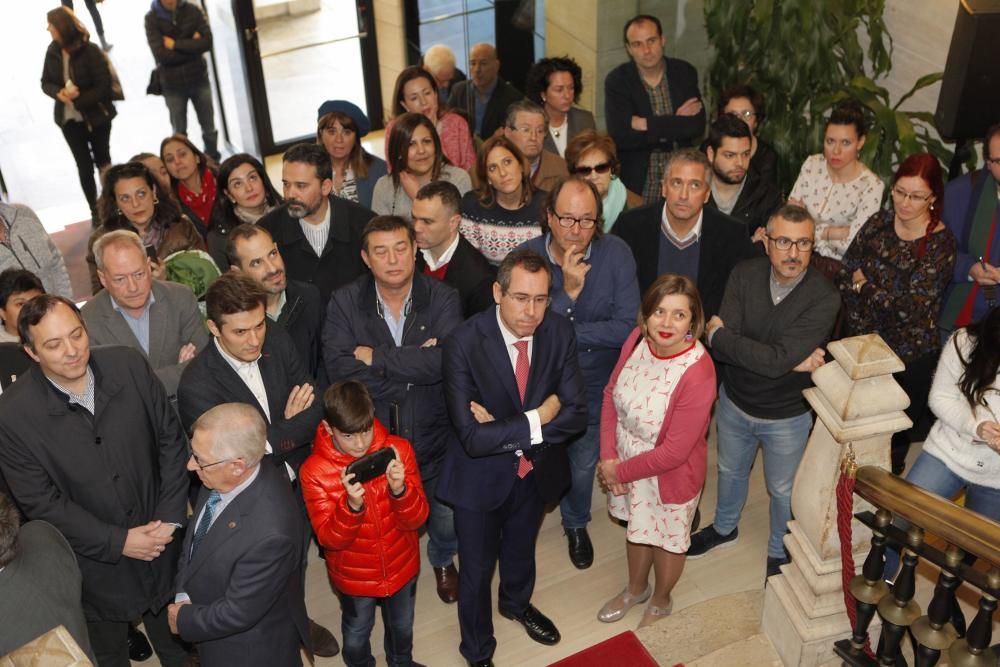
top-left (345, 448), bottom-right (396, 484)
top-left (145, 244), bottom-right (157, 260)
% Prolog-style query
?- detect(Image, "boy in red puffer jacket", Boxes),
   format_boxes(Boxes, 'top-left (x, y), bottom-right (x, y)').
top-left (300, 380), bottom-right (429, 667)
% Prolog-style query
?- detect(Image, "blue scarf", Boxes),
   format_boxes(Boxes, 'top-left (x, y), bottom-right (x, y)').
top-left (602, 177), bottom-right (628, 232)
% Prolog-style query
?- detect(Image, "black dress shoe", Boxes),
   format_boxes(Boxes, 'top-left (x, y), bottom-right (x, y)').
top-left (499, 604), bottom-right (560, 645)
top-left (467, 660), bottom-right (494, 667)
top-left (309, 619), bottom-right (340, 657)
top-left (128, 624), bottom-right (153, 661)
top-left (565, 527), bottom-right (594, 569)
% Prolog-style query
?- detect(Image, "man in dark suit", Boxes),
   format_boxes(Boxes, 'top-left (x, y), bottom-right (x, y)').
top-left (704, 115), bottom-right (782, 236)
top-left (438, 249), bottom-right (588, 667)
top-left (82, 230), bottom-right (209, 397)
top-left (0, 295), bottom-right (189, 666)
top-left (412, 181), bottom-right (496, 318)
top-left (0, 492), bottom-right (95, 661)
top-left (259, 143), bottom-right (375, 302)
top-left (605, 14), bottom-right (706, 202)
top-left (176, 273), bottom-right (339, 658)
top-left (448, 43), bottom-right (524, 141)
top-left (613, 148), bottom-right (756, 319)
top-left (227, 224), bottom-right (324, 381)
top-left (168, 403), bottom-right (310, 666)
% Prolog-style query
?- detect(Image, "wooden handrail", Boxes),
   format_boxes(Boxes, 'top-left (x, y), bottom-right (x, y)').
top-left (853, 465), bottom-right (1000, 569)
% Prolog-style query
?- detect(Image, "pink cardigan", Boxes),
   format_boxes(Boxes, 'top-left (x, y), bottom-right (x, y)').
top-left (383, 112), bottom-right (476, 171)
top-left (600, 327), bottom-right (717, 504)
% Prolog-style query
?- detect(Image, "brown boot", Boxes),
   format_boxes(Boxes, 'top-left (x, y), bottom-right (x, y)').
top-left (433, 563), bottom-right (459, 603)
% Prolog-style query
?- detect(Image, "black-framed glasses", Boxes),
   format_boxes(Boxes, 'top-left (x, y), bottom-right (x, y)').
top-left (554, 214), bottom-right (598, 229)
top-left (572, 162), bottom-right (612, 177)
top-left (985, 157), bottom-right (1000, 166)
top-left (767, 235), bottom-right (814, 251)
top-left (190, 448), bottom-right (231, 470)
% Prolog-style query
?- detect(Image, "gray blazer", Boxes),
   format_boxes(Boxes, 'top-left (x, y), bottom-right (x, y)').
top-left (81, 280), bottom-right (209, 396)
top-left (543, 106), bottom-right (596, 156)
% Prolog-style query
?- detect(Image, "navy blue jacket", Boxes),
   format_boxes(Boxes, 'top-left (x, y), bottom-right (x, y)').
top-left (437, 308), bottom-right (588, 512)
top-left (521, 234), bottom-right (639, 421)
top-left (323, 272), bottom-right (462, 480)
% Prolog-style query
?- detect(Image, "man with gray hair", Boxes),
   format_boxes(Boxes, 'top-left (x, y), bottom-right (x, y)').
top-left (168, 403), bottom-right (310, 666)
top-left (612, 147), bottom-right (754, 318)
top-left (503, 99), bottom-right (569, 193)
top-left (83, 229), bottom-right (208, 397)
top-left (423, 43), bottom-right (465, 104)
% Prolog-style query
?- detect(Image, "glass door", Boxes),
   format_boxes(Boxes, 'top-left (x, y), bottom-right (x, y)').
top-left (233, 0), bottom-right (382, 155)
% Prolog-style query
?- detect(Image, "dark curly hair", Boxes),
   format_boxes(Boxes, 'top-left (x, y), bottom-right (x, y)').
top-left (96, 162), bottom-right (182, 233)
top-left (525, 57), bottom-right (583, 107)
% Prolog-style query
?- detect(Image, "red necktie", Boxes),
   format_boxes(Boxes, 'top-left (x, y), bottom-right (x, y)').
top-left (514, 340), bottom-right (533, 478)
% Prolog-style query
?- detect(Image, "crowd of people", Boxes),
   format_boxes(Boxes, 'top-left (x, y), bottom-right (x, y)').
top-left (1, 5), bottom-right (999, 667)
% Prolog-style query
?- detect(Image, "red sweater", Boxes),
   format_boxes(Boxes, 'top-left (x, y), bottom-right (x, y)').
top-left (599, 327), bottom-right (717, 504)
top-left (300, 418), bottom-right (428, 597)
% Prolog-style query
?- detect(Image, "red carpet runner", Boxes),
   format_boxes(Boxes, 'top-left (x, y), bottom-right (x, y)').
top-left (547, 631), bottom-right (665, 666)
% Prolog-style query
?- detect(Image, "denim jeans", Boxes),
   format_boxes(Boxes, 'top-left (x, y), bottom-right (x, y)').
top-left (714, 385), bottom-right (814, 559)
top-left (559, 423), bottom-right (600, 529)
top-left (883, 451), bottom-right (1000, 578)
top-left (340, 576), bottom-right (417, 667)
top-left (420, 474), bottom-right (458, 568)
top-left (162, 79), bottom-right (219, 159)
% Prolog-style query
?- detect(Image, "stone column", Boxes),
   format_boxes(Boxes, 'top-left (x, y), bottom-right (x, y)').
top-left (762, 334), bottom-right (913, 666)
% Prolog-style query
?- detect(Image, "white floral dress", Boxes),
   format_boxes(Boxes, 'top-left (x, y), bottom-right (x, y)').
top-left (607, 340), bottom-right (703, 553)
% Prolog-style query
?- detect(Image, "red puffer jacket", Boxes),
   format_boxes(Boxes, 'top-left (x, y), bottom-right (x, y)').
top-left (300, 418), bottom-right (429, 597)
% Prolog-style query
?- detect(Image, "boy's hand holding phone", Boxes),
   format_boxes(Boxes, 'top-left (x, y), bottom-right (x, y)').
top-left (341, 467), bottom-right (365, 511)
top-left (385, 447), bottom-right (404, 495)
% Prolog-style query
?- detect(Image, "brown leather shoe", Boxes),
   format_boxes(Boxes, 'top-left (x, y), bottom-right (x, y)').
top-left (433, 563), bottom-right (459, 603)
top-left (309, 619), bottom-right (340, 657)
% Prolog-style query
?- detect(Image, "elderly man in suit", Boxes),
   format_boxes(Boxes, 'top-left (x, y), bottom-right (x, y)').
top-left (168, 403), bottom-right (309, 666)
top-left (448, 43), bottom-right (524, 141)
top-left (0, 294), bottom-right (189, 667)
top-left (176, 272), bottom-right (339, 657)
top-left (438, 248), bottom-right (588, 667)
top-left (82, 230), bottom-right (208, 397)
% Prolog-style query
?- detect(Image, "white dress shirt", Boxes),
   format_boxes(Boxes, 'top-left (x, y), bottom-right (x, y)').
top-left (495, 307), bottom-right (543, 446)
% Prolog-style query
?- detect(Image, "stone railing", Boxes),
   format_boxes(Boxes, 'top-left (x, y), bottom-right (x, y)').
top-left (834, 465), bottom-right (1000, 666)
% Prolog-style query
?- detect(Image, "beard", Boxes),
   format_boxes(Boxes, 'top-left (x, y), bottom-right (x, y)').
top-left (286, 197), bottom-right (321, 220)
top-left (712, 163), bottom-right (746, 186)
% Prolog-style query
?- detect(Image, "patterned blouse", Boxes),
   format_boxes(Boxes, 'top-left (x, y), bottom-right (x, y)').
top-left (835, 210), bottom-right (957, 362)
top-left (789, 154), bottom-right (885, 261)
top-left (460, 189), bottom-right (546, 265)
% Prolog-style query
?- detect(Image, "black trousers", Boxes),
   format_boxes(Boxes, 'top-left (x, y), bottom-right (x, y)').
top-left (61, 0), bottom-right (105, 36)
top-left (60, 119), bottom-right (112, 219)
top-left (890, 350), bottom-right (940, 474)
top-left (86, 604), bottom-right (187, 667)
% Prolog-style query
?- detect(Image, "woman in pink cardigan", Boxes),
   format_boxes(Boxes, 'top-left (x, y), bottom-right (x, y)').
top-left (384, 66), bottom-right (476, 170)
top-left (596, 274), bottom-right (717, 629)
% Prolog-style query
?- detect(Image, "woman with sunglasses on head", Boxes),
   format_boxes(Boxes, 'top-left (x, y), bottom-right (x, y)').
top-left (834, 153), bottom-right (956, 474)
top-left (716, 85), bottom-right (778, 185)
top-left (460, 135), bottom-right (546, 265)
top-left (206, 154), bottom-right (283, 268)
top-left (41, 6), bottom-right (117, 222)
top-left (316, 99), bottom-right (387, 210)
top-left (371, 113), bottom-right (471, 220)
top-left (525, 57), bottom-right (596, 158)
top-left (787, 100), bottom-right (884, 276)
top-left (384, 66), bottom-right (476, 171)
top-left (565, 130), bottom-right (643, 232)
top-left (160, 134), bottom-right (219, 238)
top-left (88, 162), bottom-right (206, 292)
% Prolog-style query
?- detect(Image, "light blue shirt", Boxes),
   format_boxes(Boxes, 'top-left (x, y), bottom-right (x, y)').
top-left (376, 284), bottom-right (412, 347)
top-left (111, 291), bottom-right (156, 354)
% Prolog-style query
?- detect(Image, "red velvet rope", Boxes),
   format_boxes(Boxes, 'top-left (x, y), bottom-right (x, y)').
top-left (836, 467), bottom-right (876, 659)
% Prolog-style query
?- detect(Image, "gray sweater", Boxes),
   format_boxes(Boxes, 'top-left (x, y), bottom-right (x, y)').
top-left (711, 256), bottom-right (840, 419)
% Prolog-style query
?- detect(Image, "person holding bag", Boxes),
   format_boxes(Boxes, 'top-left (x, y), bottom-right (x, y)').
top-left (41, 6), bottom-right (116, 222)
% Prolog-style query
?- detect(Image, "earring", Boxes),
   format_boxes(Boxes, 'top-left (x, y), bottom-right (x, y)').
top-left (152, 195), bottom-right (159, 205)
top-left (116, 208), bottom-right (122, 217)
top-left (685, 329), bottom-right (694, 341)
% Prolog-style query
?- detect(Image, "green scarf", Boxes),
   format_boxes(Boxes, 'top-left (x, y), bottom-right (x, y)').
top-left (603, 177), bottom-right (629, 232)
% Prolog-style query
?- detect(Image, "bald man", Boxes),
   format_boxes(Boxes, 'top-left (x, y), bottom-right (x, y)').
top-left (447, 43), bottom-right (523, 141)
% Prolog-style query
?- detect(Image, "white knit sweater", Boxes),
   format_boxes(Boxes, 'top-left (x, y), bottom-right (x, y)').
top-left (923, 330), bottom-right (1000, 489)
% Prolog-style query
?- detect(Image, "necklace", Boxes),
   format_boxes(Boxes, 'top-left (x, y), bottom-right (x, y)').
top-left (552, 128), bottom-right (560, 138)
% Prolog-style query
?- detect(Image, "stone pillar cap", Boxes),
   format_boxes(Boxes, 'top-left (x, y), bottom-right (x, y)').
top-left (827, 334), bottom-right (905, 380)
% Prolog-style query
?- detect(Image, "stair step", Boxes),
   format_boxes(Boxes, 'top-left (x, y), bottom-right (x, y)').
top-left (689, 632), bottom-right (782, 666)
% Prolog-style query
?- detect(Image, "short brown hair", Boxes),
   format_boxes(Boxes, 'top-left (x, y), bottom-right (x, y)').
top-left (17, 294), bottom-right (85, 350)
top-left (565, 129), bottom-right (621, 177)
top-left (323, 380), bottom-right (375, 433)
top-left (541, 177), bottom-right (604, 238)
top-left (496, 248), bottom-right (551, 293)
top-left (639, 273), bottom-right (705, 341)
top-left (205, 272), bottom-right (267, 327)
top-left (225, 223), bottom-right (273, 267)
top-left (361, 215), bottom-right (415, 252)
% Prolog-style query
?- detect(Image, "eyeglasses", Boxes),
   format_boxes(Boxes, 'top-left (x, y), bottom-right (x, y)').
top-left (504, 292), bottom-right (551, 308)
top-left (891, 186), bottom-right (932, 204)
top-left (727, 110), bottom-right (758, 120)
top-left (553, 214), bottom-right (598, 229)
top-left (985, 157), bottom-right (1000, 166)
top-left (190, 448), bottom-right (231, 470)
top-left (572, 162), bottom-right (612, 177)
top-left (767, 235), bottom-right (814, 251)
top-left (509, 125), bottom-right (546, 138)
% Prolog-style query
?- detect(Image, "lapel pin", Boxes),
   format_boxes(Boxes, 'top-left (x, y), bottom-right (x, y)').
top-left (228, 521), bottom-right (236, 529)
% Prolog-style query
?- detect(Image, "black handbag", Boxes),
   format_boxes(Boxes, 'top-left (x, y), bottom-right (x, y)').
top-left (146, 67), bottom-right (162, 96)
